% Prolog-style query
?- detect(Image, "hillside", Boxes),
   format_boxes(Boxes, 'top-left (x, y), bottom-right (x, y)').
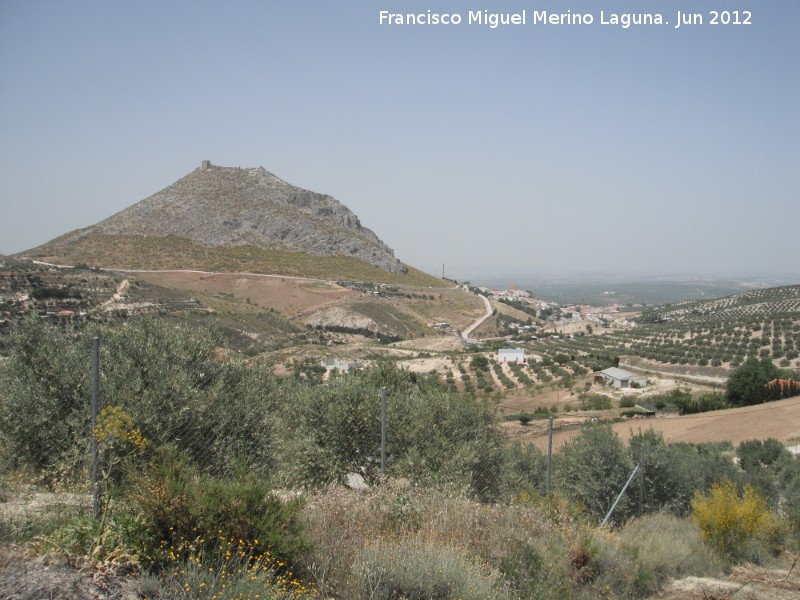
top-left (659, 285), bottom-right (800, 322)
top-left (20, 161), bottom-right (429, 281)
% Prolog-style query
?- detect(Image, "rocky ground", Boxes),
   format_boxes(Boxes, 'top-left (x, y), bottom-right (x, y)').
top-left (1, 545), bottom-right (797, 599)
top-left (0, 546), bottom-right (141, 600)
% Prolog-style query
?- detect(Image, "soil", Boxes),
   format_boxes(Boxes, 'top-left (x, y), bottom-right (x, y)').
top-left (652, 554), bottom-right (800, 599)
top-left (612, 396), bottom-right (800, 448)
top-left (0, 546), bottom-right (140, 600)
top-left (132, 271), bottom-right (356, 318)
top-left (2, 543), bottom-right (796, 599)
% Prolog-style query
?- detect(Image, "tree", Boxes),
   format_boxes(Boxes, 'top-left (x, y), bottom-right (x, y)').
top-left (470, 354), bottom-right (489, 372)
top-left (628, 430), bottom-right (698, 515)
top-left (553, 424), bottom-right (634, 523)
top-left (0, 316), bottom-right (278, 481)
top-left (726, 358), bottom-right (781, 406)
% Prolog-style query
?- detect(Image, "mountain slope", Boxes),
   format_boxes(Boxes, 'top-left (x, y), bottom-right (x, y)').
top-left (28, 161), bottom-right (407, 275)
top-left (661, 285), bottom-right (800, 321)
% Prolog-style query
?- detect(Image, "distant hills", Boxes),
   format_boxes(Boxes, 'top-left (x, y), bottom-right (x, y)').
top-left (659, 285), bottom-right (800, 322)
top-left (20, 161), bottom-right (437, 283)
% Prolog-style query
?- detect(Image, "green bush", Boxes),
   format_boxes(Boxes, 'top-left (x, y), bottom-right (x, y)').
top-left (674, 392), bottom-right (729, 415)
top-left (554, 424), bottom-right (634, 523)
top-left (350, 539), bottom-right (513, 600)
top-left (131, 447), bottom-right (308, 568)
top-left (618, 513), bottom-right (726, 595)
top-left (502, 442), bottom-right (546, 497)
top-left (579, 393), bottom-right (613, 411)
top-left (0, 317), bottom-right (278, 482)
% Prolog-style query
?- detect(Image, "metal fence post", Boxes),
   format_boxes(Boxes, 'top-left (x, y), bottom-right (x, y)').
top-left (91, 335), bottom-right (101, 519)
top-left (380, 387), bottom-right (387, 477)
top-left (639, 442), bottom-right (645, 516)
top-left (701, 455), bottom-right (707, 493)
top-left (601, 464), bottom-right (640, 527)
top-left (546, 416), bottom-right (554, 494)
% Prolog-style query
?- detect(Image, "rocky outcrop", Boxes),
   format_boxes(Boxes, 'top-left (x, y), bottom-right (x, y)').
top-left (65, 162), bottom-right (405, 273)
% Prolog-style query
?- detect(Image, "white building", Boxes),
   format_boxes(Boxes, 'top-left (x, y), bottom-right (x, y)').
top-left (320, 359), bottom-right (363, 373)
top-left (596, 367), bottom-right (647, 389)
top-left (498, 348), bottom-right (525, 364)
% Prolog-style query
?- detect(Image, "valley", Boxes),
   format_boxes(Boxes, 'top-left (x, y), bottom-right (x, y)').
top-left (3, 252), bottom-right (799, 452)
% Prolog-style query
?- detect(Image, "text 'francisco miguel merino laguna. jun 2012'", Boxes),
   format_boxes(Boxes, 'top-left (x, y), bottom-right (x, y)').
top-left (378, 9), bottom-right (753, 30)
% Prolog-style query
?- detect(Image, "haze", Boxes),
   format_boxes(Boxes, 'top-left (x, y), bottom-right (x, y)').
top-left (1, 1), bottom-right (798, 281)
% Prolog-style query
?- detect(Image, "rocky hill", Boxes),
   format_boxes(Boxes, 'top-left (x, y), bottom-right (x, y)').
top-left (32, 161), bottom-right (406, 274)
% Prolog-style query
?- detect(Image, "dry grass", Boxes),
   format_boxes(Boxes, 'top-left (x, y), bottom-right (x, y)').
top-left (302, 482), bottom-right (581, 598)
top-left (24, 234), bottom-right (447, 287)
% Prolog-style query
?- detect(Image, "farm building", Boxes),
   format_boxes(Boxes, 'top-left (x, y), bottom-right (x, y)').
top-left (320, 358), bottom-right (363, 373)
top-left (498, 348), bottom-right (525, 364)
top-left (595, 367), bottom-right (647, 389)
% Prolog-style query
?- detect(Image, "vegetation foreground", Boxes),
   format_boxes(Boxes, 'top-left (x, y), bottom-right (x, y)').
top-left (1, 317), bottom-right (799, 599)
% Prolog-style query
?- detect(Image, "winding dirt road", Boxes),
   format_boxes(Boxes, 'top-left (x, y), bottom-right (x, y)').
top-left (462, 293), bottom-right (493, 340)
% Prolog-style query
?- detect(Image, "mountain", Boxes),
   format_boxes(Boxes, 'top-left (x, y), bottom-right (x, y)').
top-left (26, 161), bottom-right (408, 275)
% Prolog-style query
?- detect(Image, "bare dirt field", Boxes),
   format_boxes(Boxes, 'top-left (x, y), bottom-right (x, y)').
top-left (393, 336), bottom-right (465, 353)
top-left (133, 271), bottom-right (356, 317)
top-left (503, 397), bottom-right (800, 455)
top-left (612, 396), bottom-right (800, 448)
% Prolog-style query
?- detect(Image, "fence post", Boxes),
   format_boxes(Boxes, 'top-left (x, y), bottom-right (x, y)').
top-left (601, 464), bottom-right (640, 527)
top-left (546, 416), bottom-right (554, 494)
top-left (91, 335), bottom-right (101, 519)
top-left (701, 454), bottom-right (707, 493)
top-left (380, 387), bottom-right (387, 477)
top-left (639, 442), bottom-right (645, 516)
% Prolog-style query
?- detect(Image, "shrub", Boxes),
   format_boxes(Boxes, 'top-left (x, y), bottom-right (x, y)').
top-left (36, 507), bottom-right (155, 565)
top-left (674, 392), bottom-right (729, 415)
top-left (690, 479), bottom-right (779, 561)
top-left (131, 447), bottom-right (308, 568)
top-left (502, 442), bottom-right (546, 497)
top-left (156, 534), bottom-right (316, 599)
top-left (618, 513), bottom-right (726, 595)
top-left (350, 539), bottom-right (513, 600)
top-left (726, 358), bottom-right (782, 406)
top-left (579, 393), bottom-right (612, 411)
top-left (628, 430), bottom-right (702, 516)
top-left (553, 424), bottom-right (634, 523)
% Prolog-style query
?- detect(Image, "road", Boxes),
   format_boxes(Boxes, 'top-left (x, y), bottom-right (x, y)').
top-left (461, 293), bottom-right (493, 340)
top-left (30, 260), bottom-right (330, 283)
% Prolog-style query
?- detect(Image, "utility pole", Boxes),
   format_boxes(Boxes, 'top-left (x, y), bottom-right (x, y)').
top-left (546, 416), bottom-right (554, 494)
top-left (92, 336), bottom-right (101, 519)
top-left (380, 387), bottom-right (387, 477)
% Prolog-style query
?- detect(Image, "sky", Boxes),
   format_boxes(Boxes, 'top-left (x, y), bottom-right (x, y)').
top-left (1, 0), bottom-right (798, 282)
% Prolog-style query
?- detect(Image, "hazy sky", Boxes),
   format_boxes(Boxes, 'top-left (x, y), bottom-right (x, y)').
top-left (1, 1), bottom-right (798, 281)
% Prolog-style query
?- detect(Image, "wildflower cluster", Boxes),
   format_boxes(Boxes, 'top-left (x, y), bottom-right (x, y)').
top-left (162, 531), bottom-right (316, 599)
top-left (691, 479), bottom-right (778, 560)
top-left (95, 405), bottom-right (148, 450)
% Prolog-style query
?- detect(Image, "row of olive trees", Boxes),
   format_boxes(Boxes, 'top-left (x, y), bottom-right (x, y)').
top-left (0, 317), bottom-right (536, 501)
top-left (3, 316), bottom-right (796, 527)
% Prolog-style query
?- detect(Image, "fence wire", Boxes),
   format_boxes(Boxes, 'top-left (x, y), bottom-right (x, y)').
top-left (0, 319), bottom-right (792, 528)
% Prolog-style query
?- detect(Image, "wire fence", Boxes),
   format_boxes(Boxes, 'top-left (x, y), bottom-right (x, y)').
top-left (1, 324), bottom-right (794, 531)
